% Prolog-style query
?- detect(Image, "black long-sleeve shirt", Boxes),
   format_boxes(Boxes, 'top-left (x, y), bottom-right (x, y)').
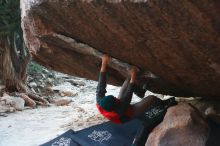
top-left (96, 72), bottom-right (107, 103)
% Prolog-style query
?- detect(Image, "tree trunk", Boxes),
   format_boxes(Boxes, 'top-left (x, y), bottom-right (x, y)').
top-left (0, 32), bottom-right (30, 93)
top-left (0, 48), bottom-right (3, 84)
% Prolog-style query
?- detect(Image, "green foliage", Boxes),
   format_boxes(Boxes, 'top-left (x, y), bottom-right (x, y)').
top-left (29, 62), bottom-right (44, 73)
top-left (0, 0), bottom-right (27, 61)
top-left (0, 0), bottom-right (21, 36)
top-left (0, 0), bottom-right (24, 55)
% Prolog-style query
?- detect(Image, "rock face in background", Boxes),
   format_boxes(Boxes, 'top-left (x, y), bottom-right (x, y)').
top-left (21, 0), bottom-right (220, 98)
top-left (146, 103), bottom-right (209, 146)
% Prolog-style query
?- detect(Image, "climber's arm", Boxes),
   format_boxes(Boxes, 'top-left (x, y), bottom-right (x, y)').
top-left (96, 55), bottom-right (111, 103)
top-left (116, 67), bottom-right (138, 116)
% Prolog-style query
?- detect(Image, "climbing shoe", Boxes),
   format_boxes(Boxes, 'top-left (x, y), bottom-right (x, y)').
top-left (134, 84), bottom-right (147, 98)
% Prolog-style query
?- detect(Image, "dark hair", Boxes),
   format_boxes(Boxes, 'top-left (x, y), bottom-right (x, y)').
top-left (99, 95), bottom-right (116, 111)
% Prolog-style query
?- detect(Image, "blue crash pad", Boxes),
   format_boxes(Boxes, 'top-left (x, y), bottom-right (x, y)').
top-left (40, 119), bottom-right (142, 146)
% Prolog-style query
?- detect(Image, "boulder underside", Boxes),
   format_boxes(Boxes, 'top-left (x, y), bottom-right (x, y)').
top-left (22, 0), bottom-right (220, 98)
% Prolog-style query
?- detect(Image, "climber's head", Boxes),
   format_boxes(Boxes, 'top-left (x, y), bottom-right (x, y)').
top-left (99, 95), bottom-right (117, 111)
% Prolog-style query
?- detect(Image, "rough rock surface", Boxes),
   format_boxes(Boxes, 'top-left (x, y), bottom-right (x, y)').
top-left (146, 103), bottom-right (209, 146)
top-left (21, 0), bottom-right (220, 98)
top-left (0, 93), bottom-right (25, 111)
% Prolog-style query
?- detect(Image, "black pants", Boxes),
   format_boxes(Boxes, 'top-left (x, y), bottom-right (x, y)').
top-left (118, 78), bottom-right (163, 118)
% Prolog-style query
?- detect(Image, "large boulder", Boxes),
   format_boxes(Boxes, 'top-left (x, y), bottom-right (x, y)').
top-left (146, 103), bottom-right (209, 146)
top-left (21, 0), bottom-right (220, 98)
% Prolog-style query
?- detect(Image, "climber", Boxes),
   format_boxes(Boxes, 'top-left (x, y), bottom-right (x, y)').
top-left (96, 54), bottom-right (178, 146)
top-left (96, 54), bottom-right (177, 124)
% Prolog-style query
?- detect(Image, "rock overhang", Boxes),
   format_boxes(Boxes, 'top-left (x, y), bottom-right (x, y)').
top-left (21, 0), bottom-right (220, 98)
